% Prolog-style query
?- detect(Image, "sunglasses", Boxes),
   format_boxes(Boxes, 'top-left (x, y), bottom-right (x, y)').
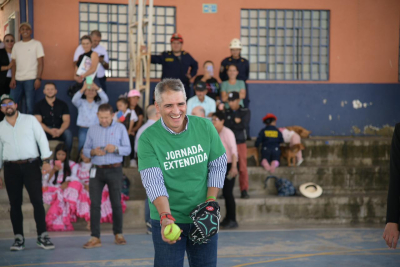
top-left (1, 102), bottom-right (14, 107)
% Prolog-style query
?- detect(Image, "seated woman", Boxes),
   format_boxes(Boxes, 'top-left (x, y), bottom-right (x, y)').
top-left (220, 64), bottom-right (246, 109)
top-left (42, 143), bottom-right (81, 231)
top-left (75, 150), bottom-right (129, 229)
top-left (74, 35), bottom-right (99, 85)
top-left (72, 82), bottom-right (108, 153)
top-left (255, 113), bottom-right (284, 173)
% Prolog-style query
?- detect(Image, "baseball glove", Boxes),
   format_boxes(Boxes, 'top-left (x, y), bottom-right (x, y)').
top-left (188, 201), bottom-right (221, 245)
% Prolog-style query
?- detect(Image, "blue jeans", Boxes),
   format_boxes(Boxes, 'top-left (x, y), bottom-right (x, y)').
top-left (151, 219), bottom-right (218, 267)
top-left (78, 127), bottom-right (89, 152)
top-left (10, 79), bottom-right (36, 114)
top-left (46, 129), bottom-right (73, 153)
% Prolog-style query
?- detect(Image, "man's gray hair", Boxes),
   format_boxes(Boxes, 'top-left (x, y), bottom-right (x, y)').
top-left (154, 78), bottom-right (187, 104)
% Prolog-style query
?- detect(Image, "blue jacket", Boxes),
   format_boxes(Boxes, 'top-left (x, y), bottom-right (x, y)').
top-left (219, 56), bottom-right (249, 82)
top-left (151, 51), bottom-right (198, 86)
top-left (255, 125), bottom-right (284, 149)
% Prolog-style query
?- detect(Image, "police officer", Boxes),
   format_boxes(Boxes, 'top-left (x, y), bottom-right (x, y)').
top-left (255, 113), bottom-right (284, 174)
top-left (151, 33), bottom-right (198, 98)
top-left (224, 91), bottom-right (251, 199)
top-left (219, 38), bottom-right (250, 107)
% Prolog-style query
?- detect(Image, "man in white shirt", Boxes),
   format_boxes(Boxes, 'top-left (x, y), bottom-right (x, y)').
top-left (0, 94), bottom-right (54, 251)
top-left (186, 81), bottom-right (216, 117)
top-left (9, 22), bottom-right (44, 114)
top-left (134, 104), bottom-right (160, 235)
top-left (73, 30), bottom-right (109, 92)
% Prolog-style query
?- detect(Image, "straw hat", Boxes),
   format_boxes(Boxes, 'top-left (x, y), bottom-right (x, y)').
top-left (299, 182), bottom-right (323, 198)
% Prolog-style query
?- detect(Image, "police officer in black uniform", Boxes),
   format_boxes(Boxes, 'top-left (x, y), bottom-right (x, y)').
top-left (219, 38), bottom-right (250, 107)
top-left (151, 33), bottom-right (198, 98)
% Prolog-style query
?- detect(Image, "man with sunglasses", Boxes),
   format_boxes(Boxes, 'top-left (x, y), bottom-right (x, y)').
top-left (0, 94), bottom-right (54, 251)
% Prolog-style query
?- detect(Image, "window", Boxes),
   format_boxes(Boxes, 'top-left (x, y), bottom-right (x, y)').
top-left (79, 3), bottom-right (176, 78)
top-left (241, 9), bottom-right (330, 81)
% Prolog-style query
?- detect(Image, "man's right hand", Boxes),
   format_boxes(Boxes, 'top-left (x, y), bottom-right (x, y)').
top-left (9, 79), bottom-right (16, 89)
top-left (92, 147), bottom-right (106, 157)
top-left (51, 128), bottom-right (59, 138)
top-left (161, 218), bottom-right (182, 245)
top-left (383, 223), bottom-right (399, 249)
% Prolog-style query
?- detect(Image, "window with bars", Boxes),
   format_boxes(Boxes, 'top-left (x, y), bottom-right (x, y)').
top-left (79, 3), bottom-right (176, 78)
top-left (241, 9), bottom-right (330, 81)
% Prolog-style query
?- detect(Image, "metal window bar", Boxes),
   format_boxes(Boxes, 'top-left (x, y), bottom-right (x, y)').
top-left (240, 9), bottom-right (329, 81)
top-left (79, 3), bottom-right (175, 78)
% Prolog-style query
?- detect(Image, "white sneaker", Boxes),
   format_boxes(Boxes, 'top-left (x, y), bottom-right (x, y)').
top-left (130, 159), bottom-right (137, 168)
top-left (297, 159), bottom-right (304, 166)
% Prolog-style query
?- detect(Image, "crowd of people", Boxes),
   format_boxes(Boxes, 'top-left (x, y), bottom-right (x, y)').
top-left (0, 22), bottom-right (308, 266)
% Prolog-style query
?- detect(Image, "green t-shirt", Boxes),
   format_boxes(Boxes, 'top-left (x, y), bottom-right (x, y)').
top-left (138, 115), bottom-right (226, 223)
top-left (221, 80), bottom-right (246, 108)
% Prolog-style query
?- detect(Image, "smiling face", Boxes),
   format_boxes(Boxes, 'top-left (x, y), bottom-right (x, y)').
top-left (81, 39), bottom-right (92, 53)
top-left (43, 84), bottom-right (57, 98)
top-left (171, 40), bottom-right (182, 53)
top-left (19, 25), bottom-right (32, 40)
top-left (1, 99), bottom-right (17, 117)
top-left (155, 89), bottom-right (187, 133)
top-left (195, 89), bottom-right (207, 102)
top-left (227, 65), bottom-right (239, 80)
top-left (84, 88), bottom-right (97, 100)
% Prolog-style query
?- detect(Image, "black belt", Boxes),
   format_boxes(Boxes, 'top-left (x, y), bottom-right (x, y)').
top-left (5, 158), bottom-right (38, 165)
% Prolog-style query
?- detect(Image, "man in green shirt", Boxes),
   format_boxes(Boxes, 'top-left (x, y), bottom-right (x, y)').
top-left (138, 78), bottom-right (227, 267)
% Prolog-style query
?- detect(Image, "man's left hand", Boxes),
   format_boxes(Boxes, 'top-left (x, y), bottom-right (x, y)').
top-left (34, 79), bottom-right (41, 90)
top-left (104, 144), bottom-right (116, 153)
top-left (42, 162), bottom-right (52, 174)
top-left (54, 129), bottom-right (63, 138)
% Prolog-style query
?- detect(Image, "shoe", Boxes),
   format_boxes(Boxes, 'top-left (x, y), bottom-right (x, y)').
top-left (83, 237), bottom-right (102, 249)
top-left (10, 235), bottom-right (25, 251)
top-left (37, 233), bottom-right (55, 250)
top-left (241, 190), bottom-right (250, 199)
top-left (220, 218), bottom-right (230, 228)
top-left (297, 159), bottom-right (304, 166)
top-left (224, 220), bottom-right (239, 229)
top-left (114, 234), bottom-right (127, 245)
top-left (130, 159), bottom-right (137, 168)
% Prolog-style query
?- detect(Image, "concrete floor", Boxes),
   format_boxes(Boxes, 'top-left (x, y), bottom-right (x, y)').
top-left (0, 225), bottom-right (398, 267)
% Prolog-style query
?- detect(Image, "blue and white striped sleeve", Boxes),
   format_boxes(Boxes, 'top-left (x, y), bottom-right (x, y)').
top-left (207, 153), bottom-right (227, 188)
top-left (140, 167), bottom-right (169, 202)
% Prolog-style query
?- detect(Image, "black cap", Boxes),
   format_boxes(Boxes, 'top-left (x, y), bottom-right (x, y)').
top-left (194, 81), bottom-right (207, 91)
top-left (0, 94), bottom-right (14, 104)
top-left (228, 91), bottom-right (240, 101)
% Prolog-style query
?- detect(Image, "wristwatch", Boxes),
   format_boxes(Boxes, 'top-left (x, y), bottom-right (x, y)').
top-left (114, 146), bottom-right (119, 154)
top-left (42, 159), bottom-right (50, 164)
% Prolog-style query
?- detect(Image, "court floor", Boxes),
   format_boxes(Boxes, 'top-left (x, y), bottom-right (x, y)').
top-left (0, 226), bottom-right (399, 267)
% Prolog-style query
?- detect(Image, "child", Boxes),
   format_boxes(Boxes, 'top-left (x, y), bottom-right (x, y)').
top-left (113, 97), bottom-right (138, 132)
top-left (76, 150), bottom-right (129, 228)
top-left (255, 113), bottom-right (284, 173)
top-left (224, 91), bottom-right (251, 199)
top-left (279, 127), bottom-right (304, 166)
top-left (42, 143), bottom-right (81, 231)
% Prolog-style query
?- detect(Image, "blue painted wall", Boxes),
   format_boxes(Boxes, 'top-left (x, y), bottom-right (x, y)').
top-left (34, 81), bottom-right (399, 137)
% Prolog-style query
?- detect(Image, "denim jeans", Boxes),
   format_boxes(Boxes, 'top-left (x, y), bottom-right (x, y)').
top-left (78, 127), bottom-right (89, 152)
top-left (151, 219), bottom-right (218, 267)
top-left (10, 79), bottom-right (36, 114)
top-left (90, 167), bottom-right (123, 238)
top-left (46, 129), bottom-right (73, 152)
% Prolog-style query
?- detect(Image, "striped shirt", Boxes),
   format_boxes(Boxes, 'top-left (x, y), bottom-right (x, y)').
top-left (140, 115), bottom-right (227, 202)
top-left (83, 121), bottom-right (131, 166)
